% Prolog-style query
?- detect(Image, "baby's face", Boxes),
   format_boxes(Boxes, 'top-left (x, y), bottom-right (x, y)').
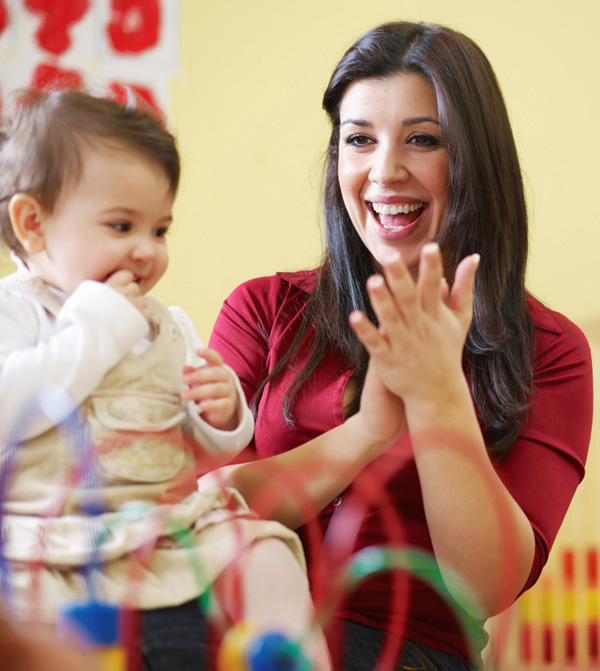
top-left (32, 141), bottom-right (174, 296)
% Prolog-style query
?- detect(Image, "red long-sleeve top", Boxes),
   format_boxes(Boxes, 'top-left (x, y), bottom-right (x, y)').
top-left (209, 270), bottom-right (593, 668)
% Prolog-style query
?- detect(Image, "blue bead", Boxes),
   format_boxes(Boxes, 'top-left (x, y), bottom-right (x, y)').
top-left (246, 631), bottom-right (310, 671)
top-left (59, 601), bottom-right (120, 646)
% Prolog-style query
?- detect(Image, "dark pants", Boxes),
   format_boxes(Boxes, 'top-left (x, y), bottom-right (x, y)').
top-left (139, 599), bottom-right (216, 671)
top-left (329, 619), bottom-right (472, 671)
top-left (138, 600), bottom-right (472, 671)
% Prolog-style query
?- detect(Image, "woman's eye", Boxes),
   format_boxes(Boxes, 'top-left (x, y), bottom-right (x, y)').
top-left (343, 133), bottom-right (374, 148)
top-left (110, 222), bottom-right (131, 233)
top-left (408, 133), bottom-right (441, 148)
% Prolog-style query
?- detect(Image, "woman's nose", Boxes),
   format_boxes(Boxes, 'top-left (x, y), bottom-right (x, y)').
top-left (369, 146), bottom-right (409, 186)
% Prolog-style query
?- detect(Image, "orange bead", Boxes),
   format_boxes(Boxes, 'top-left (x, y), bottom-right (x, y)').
top-left (217, 621), bottom-right (259, 671)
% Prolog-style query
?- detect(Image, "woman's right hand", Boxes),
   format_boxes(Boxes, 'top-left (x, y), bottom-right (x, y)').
top-left (205, 361), bottom-right (408, 530)
top-left (351, 360), bottom-right (408, 457)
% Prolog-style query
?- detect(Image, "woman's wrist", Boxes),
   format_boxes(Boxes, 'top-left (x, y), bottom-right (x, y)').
top-left (403, 373), bottom-right (475, 434)
top-left (344, 412), bottom-right (403, 464)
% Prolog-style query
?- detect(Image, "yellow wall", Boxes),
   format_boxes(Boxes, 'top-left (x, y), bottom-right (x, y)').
top-left (157, 0), bottom-right (600, 341)
top-left (2, 0), bottom-right (599, 343)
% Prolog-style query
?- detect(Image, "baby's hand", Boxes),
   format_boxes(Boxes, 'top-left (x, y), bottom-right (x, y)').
top-left (105, 270), bottom-right (153, 323)
top-left (182, 348), bottom-right (239, 431)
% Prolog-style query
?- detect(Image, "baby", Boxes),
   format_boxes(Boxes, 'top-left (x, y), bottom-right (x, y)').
top-left (0, 89), bottom-right (329, 670)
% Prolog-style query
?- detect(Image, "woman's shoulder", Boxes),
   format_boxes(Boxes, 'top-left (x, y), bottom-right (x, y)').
top-left (526, 293), bottom-right (591, 370)
top-left (212, 269), bottom-right (320, 342)
top-left (232, 269), bottom-right (318, 294)
top-left (527, 293), bottom-right (588, 339)
top-left (223, 269), bottom-right (319, 310)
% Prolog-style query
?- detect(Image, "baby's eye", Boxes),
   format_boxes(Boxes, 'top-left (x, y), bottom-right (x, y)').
top-left (153, 226), bottom-right (170, 239)
top-left (408, 133), bottom-right (441, 148)
top-left (110, 221), bottom-right (131, 233)
top-left (343, 133), bottom-right (374, 148)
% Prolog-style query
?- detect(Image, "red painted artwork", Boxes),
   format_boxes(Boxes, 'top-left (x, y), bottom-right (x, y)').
top-left (0, 1), bottom-right (9, 37)
top-left (24, 0), bottom-right (91, 55)
top-left (107, 0), bottom-right (160, 53)
top-left (0, 0), bottom-right (174, 147)
top-left (31, 63), bottom-right (84, 91)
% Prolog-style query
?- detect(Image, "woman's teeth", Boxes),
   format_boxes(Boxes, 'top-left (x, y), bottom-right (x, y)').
top-left (372, 201), bottom-right (425, 215)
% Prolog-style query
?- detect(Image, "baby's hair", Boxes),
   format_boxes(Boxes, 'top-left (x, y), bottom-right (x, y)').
top-left (0, 88), bottom-right (180, 258)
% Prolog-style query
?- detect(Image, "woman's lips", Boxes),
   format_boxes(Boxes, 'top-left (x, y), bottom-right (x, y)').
top-left (367, 201), bottom-right (426, 240)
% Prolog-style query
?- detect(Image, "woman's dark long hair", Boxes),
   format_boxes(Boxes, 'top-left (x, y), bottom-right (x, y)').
top-left (255, 22), bottom-right (534, 458)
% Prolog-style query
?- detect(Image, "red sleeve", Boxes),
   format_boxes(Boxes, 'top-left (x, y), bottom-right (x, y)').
top-left (495, 299), bottom-right (594, 591)
top-left (209, 276), bottom-right (275, 406)
top-left (209, 274), bottom-right (297, 460)
top-left (209, 271), bottom-right (316, 406)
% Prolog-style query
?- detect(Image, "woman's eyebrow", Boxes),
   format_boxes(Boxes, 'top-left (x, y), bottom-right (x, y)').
top-left (403, 116), bottom-right (440, 126)
top-left (340, 116), bottom-right (440, 127)
top-left (340, 118), bottom-right (372, 127)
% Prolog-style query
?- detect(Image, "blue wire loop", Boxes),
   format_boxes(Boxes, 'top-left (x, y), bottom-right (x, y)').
top-left (0, 384), bottom-right (484, 666)
top-left (0, 383), bottom-right (103, 606)
top-left (0, 383), bottom-right (211, 644)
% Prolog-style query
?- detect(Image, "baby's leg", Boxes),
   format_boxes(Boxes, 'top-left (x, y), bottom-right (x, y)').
top-left (216, 537), bottom-right (331, 671)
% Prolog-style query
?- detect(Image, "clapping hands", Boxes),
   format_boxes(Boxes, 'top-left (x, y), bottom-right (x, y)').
top-left (350, 243), bottom-right (479, 429)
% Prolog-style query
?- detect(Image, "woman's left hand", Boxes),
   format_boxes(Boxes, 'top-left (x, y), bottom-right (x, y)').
top-left (349, 243), bottom-right (479, 411)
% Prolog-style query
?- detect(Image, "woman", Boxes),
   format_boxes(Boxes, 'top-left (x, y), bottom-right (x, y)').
top-left (207, 22), bottom-right (593, 670)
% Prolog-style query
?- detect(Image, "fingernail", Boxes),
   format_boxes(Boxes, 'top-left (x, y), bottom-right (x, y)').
top-left (472, 253), bottom-right (481, 267)
top-left (423, 242), bottom-right (439, 254)
top-left (367, 275), bottom-right (385, 289)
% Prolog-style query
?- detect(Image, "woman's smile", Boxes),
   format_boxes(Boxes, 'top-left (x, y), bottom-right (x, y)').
top-left (337, 72), bottom-right (449, 274)
top-left (368, 198), bottom-right (426, 238)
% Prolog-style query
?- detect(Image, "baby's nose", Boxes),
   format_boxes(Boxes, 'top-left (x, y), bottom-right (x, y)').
top-left (131, 238), bottom-right (156, 260)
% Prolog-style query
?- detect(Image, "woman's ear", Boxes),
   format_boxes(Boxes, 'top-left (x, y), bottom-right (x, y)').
top-left (8, 194), bottom-right (46, 255)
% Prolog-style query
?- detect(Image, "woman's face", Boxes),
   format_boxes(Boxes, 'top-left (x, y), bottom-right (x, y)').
top-left (337, 72), bottom-right (450, 275)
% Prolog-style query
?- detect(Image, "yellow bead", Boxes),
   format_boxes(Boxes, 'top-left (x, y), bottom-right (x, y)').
top-left (217, 621), bottom-right (259, 671)
top-left (94, 646), bottom-right (127, 671)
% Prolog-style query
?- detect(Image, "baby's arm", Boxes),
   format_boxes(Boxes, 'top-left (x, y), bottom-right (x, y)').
top-left (0, 280), bottom-right (149, 442)
top-left (170, 306), bottom-right (254, 465)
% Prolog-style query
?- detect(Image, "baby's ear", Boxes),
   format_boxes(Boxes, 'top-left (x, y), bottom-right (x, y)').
top-left (8, 194), bottom-right (46, 255)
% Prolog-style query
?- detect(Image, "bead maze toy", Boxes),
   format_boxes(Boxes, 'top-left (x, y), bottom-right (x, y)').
top-left (1, 384), bottom-right (541, 670)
